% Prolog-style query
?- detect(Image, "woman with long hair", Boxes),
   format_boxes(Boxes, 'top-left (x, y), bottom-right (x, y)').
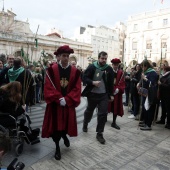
top-left (0, 81), bottom-right (24, 120)
top-left (0, 81), bottom-right (40, 144)
top-left (137, 60), bottom-right (158, 130)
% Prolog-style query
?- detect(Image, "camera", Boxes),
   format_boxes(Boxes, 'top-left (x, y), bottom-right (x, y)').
top-left (7, 158), bottom-right (25, 170)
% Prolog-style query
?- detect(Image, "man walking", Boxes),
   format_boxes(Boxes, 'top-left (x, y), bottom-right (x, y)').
top-left (108, 58), bottom-right (125, 130)
top-left (82, 51), bottom-right (114, 144)
top-left (42, 45), bottom-right (81, 160)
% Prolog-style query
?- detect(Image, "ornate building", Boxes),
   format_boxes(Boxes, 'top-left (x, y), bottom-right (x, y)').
top-left (0, 9), bottom-right (93, 69)
top-left (125, 8), bottom-right (170, 67)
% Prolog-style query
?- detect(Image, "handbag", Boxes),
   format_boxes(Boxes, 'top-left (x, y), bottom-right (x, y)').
top-left (138, 87), bottom-right (148, 97)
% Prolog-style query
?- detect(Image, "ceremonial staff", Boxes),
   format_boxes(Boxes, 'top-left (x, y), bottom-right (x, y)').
top-left (22, 25), bottom-right (39, 109)
top-left (38, 53), bottom-right (56, 90)
top-left (137, 54), bottom-right (147, 129)
top-left (31, 25), bottom-right (39, 63)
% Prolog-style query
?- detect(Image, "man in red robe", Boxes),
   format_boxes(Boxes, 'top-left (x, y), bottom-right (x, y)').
top-left (108, 58), bottom-right (125, 130)
top-left (42, 45), bottom-right (81, 160)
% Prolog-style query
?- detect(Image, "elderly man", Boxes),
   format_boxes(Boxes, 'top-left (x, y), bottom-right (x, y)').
top-left (42, 45), bottom-right (81, 160)
top-left (108, 58), bottom-right (125, 130)
top-left (70, 61), bottom-right (77, 67)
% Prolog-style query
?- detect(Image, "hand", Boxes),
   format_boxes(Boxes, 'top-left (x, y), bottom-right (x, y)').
top-left (92, 81), bottom-right (101, 87)
top-left (114, 88), bottom-right (119, 95)
top-left (22, 104), bottom-right (26, 111)
top-left (136, 83), bottom-right (140, 90)
top-left (59, 97), bottom-right (66, 106)
top-left (6, 63), bottom-right (12, 68)
top-left (158, 81), bottom-right (161, 85)
top-left (109, 96), bottom-right (114, 102)
top-left (141, 73), bottom-right (147, 80)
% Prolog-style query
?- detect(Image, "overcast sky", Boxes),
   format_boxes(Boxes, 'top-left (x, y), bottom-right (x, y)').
top-left (2, 0), bottom-right (170, 38)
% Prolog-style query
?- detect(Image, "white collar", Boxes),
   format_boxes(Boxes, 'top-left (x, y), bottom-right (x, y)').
top-left (59, 61), bottom-right (69, 69)
top-left (113, 69), bottom-right (118, 73)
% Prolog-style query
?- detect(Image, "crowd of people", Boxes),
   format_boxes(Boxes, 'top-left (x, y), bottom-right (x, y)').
top-left (124, 61), bottom-right (170, 131)
top-left (0, 45), bottom-right (169, 162)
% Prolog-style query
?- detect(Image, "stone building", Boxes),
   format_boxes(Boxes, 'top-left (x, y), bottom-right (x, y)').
top-left (125, 8), bottom-right (170, 67)
top-left (74, 25), bottom-right (120, 63)
top-left (0, 9), bottom-right (93, 69)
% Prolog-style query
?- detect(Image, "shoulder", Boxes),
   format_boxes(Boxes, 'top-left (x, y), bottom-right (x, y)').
top-left (71, 66), bottom-right (81, 76)
top-left (86, 64), bottom-right (95, 70)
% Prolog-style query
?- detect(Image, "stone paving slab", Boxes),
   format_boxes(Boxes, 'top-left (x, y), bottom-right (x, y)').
top-left (23, 109), bottom-right (170, 170)
top-left (2, 105), bottom-right (170, 170)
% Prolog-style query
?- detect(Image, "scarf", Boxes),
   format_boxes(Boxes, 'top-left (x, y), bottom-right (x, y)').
top-left (144, 68), bottom-right (155, 75)
top-left (8, 67), bottom-right (24, 82)
top-left (162, 71), bottom-right (170, 77)
top-left (93, 61), bottom-right (109, 71)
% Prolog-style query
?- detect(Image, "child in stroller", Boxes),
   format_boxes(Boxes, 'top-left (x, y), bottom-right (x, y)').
top-left (0, 81), bottom-right (40, 146)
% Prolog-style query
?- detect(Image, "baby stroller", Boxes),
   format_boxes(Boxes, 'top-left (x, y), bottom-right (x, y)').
top-left (0, 112), bottom-right (40, 156)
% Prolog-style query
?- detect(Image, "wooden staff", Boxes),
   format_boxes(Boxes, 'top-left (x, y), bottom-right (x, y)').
top-left (137, 55), bottom-right (147, 129)
top-left (31, 25), bottom-right (39, 63)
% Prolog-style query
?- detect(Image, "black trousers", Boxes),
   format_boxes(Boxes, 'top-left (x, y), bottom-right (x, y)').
top-left (52, 131), bottom-right (67, 143)
top-left (83, 93), bottom-right (108, 133)
top-left (142, 97), bottom-right (156, 127)
top-left (125, 86), bottom-right (130, 104)
top-left (160, 99), bottom-right (167, 121)
top-left (161, 98), bottom-right (170, 125)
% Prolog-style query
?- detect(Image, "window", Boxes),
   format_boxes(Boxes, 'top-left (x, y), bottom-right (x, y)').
top-left (163, 19), bottom-right (168, 26)
top-left (132, 42), bottom-right (137, 50)
top-left (146, 41), bottom-right (152, 49)
top-left (148, 21), bottom-right (152, 29)
top-left (133, 24), bottom-right (138, 31)
top-left (161, 41), bottom-right (167, 48)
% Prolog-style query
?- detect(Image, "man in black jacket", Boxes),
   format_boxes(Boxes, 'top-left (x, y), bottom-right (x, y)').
top-left (82, 51), bottom-right (114, 144)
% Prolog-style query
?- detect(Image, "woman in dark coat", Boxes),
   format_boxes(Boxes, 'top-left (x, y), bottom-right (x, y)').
top-left (137, 60), bottom-right (158, 130)
top-left (158, 66), bottom-right (170, 129)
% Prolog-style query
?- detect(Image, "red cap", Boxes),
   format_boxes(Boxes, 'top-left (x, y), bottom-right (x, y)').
top-left (111, 58), bottom-right (121, 64)
top-left (54, 45), bottom-right (74, 56)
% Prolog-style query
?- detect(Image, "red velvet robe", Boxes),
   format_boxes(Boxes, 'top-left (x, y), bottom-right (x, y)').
top-left (42, 64), bottom-right (81, 138)
top-left (108, 69), bottom-right (125, 117)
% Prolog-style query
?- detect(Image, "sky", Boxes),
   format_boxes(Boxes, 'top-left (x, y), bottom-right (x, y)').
top-left (1, 0), bottom-right (170, 38)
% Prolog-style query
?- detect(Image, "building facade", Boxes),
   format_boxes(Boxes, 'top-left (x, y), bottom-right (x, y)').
top-left (0, 10), bottom-right (93, 69)
top-left (74, 25), bottom-right (120, 63)
top-left (125, 8), bottom-right (170, 67)
top-left (115, 22), bottom-right (127, 61)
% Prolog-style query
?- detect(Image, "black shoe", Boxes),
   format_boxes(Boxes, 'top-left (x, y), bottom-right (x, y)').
top-left (139, 123), bottom-right (145, 127)
top-left (165, 124), bottom-right (170, 129)
top-left (63, 135), bottom-right (70, 147)
top-left (96, 133), bottom-right (105, 144)
top-left (123, 103), bottom-right (128, 106)
top-left (55, 145), bottom-right (61, 160)
top-left (111, 123), bottom-right (120, 130)
top-left (82, 123), bottom-right (88, 132)
top-left (156, 120), bottom-right (165, 124)
top-left (140, 125), bottom-right (152, 131)
top-left (32, 128), bottom-right (40, 136)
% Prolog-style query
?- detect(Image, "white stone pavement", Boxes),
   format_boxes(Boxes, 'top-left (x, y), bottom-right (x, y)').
top-left (25, 106), bottom-right (170, 170)
top-left (1, 99), bottom-right (170, 170)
